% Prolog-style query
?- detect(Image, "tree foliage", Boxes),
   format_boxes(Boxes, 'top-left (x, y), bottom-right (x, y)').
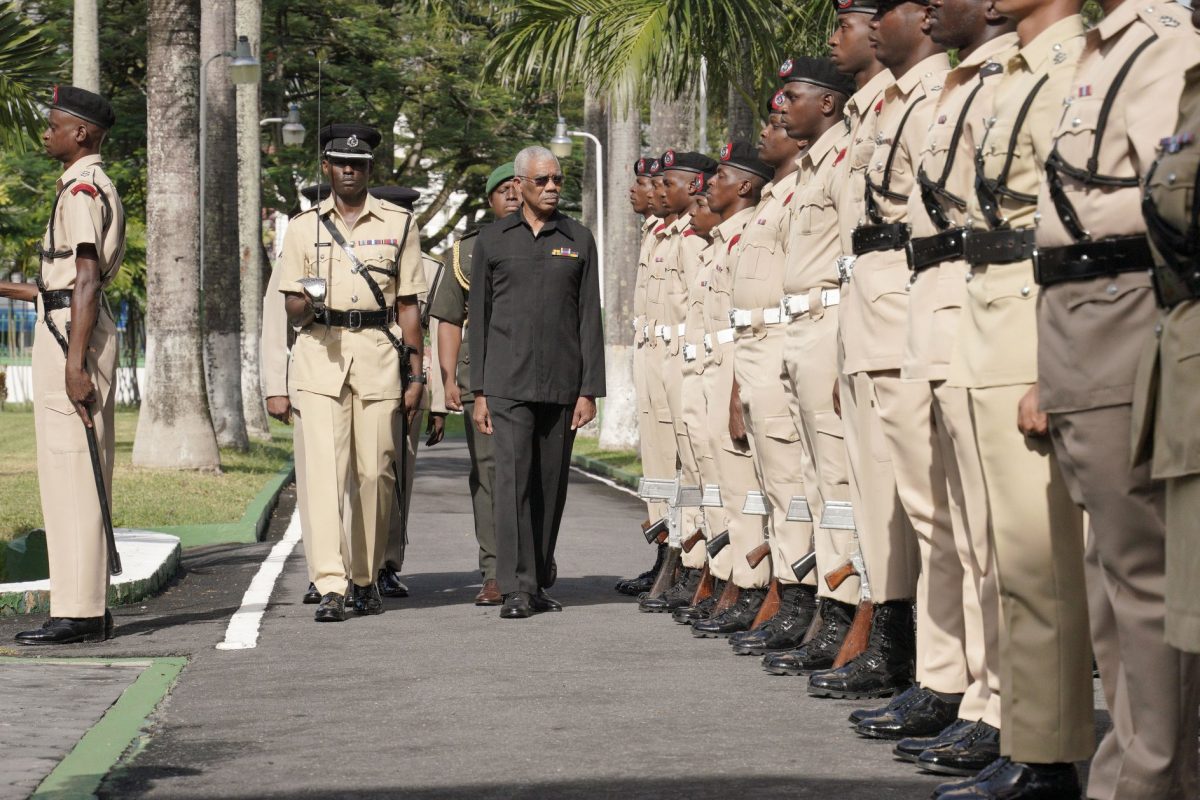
top-left (0, 3), bottom-right (60, 151)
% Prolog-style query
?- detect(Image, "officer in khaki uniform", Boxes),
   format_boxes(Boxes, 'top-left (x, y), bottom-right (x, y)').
top-left (1033, 3), bottom-right (1200, 798)
top-left (8, 87), bottom-right (124, 645)
top-left (771, 59), bottom-right (862, 675)
top-left (279, 124), bottom-right (426, 623)
top-left (888, 0), bottom-right (1014, 761)
top-left (935, 9), bottom-right (1092, 797)
top-left (432, 162), bottom-right (520, 606)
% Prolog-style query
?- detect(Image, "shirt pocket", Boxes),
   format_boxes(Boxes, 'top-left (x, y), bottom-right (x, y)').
top-left (737, 232), bottom-right (780, 281)
top-left (1147, 149), bottom-right (1199, 238)
top-left (980, 262), bottom-right (1037, 307)
top-left (793, 189), bottom-right (835, 239)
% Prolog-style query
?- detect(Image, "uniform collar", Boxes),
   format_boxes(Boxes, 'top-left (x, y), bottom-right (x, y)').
top-left (642, 215), bottom-right (660, 234)
top-left (802, 124), bottom-right (846, 171)
top-left (1094, 0), bottom-right (1142, 41)
top-left (714, 206), bottom-right (756, 243)
top-left (318, 191), bottom-right (387, 223)
top-left (890, 52), bottom-right (952, 98)
top-left (502, 208), bottom-right (574, 239)
top-left (59, 153), bottom-right (103, 185)
top-left (847, 69), bottom-right (895, 121)
top-left (957, 31), bottom-right (1019, 71)
top-left (1014, 14), bottom-right (1084, 73)
top-left (669, 213), bottom-right (694, 235)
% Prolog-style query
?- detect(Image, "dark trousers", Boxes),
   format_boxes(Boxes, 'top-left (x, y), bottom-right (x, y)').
top-left (462, 394), bottom-right (497, 581)
top-left (489, 397), bottom-right (576, 595)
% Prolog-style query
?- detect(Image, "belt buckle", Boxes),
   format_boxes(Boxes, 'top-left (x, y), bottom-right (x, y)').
top-left (346, 309), bottom-right (363, 330)
top-left (1030, 246), bottom-right (1044, 285)
top-left (836, 255), bottom-right (856, 283)
top-left (904, 239), bottom-right (917, 271)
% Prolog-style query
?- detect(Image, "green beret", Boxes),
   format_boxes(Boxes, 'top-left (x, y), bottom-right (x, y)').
top-left (486, 162), bottom-right (516, 196)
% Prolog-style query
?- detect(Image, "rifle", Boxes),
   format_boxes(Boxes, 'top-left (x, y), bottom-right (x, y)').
top-left (690, 563), bottom-right (715, 605)
top-left (681, 529), bottom-right (705, 553)
top-left (642, 517), bottom-right (668, 544)
top-left (705, 530), bottom-right (730, 558)
top-left (825, 549), bottom-right (872, 668)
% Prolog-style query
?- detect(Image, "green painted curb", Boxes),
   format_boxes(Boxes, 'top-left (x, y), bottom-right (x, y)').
top-left (18, 656), bottom-right (187, 800)
top-left (571, 453), bottom-right (640, 491)
top-left (150, 462), bottom-right (295, 548)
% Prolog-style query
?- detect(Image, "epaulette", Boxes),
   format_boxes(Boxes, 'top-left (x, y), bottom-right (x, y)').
top-left (70, 182), bottom-right (98, 198)
top-left (1138, 3), bottom-right (1189, 33)
top-left (376, 199), bottom-right (412, 214)
top-left (452, 239), bottom-right (470, 291)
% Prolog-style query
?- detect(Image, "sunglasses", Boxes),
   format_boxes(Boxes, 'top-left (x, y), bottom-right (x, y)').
top-left (326, 157), bottom-right (371, 170)
top-left (518, 173), bottom-right (565, 187)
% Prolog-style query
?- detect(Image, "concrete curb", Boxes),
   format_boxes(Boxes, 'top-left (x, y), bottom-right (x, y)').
top-left (150, 462), bottom-right (295, 548)
top-left (570, 453), bottom-right (640, 491)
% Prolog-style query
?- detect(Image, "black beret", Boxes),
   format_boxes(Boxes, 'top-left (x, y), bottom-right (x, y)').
top-left (635, 158), bottom-right (654, 178)
top-left (717, 141), bottom-right (774, 181)
top-left (769, 90), bottom-right (787, 116)
top-left (778, 56), bottom-right (856, 97)
top-left (662, 149), bottom-right (719, 175)
top-left (50, 85), bottom-right (115, 130)
top-left (320, 123), bottom-right (380, 159)
top-left (690, 163), bottom-right (720, 194)
top-left (299, 184), bottom-right (419, 210)
top-left (649, 157), bottom-right (664, 176)
top-left (833, 0), bottom-right (879, 12)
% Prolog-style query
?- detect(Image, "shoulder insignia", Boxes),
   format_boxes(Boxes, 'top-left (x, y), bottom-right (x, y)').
top-left (70, 183), bottom-right (98, 198)
top-left (683, 229), bottom-right (697, 237)
top-left (654, 223), bottom-right (669, 234)
top-left (452, 240), bottom-right (470, 290)
top-left (727, 234), bottom-right (742, 254)
top-left (980, 62), bottom-right (1003, 77)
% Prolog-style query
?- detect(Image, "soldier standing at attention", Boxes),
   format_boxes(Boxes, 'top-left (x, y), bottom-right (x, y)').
top-left (5, 87), bottom-right (124, 645)
top-left (470, 146), bottom-right (605, 620)
top-left (1030, 0), bottom-right (1200, 797)
top-left (279, 124), bottom-right (425, 623)
top-left (430, 162), bottom-right (520, 606)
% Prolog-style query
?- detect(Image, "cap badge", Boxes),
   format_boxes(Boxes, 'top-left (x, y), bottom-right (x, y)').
top-left (637, 158), bottom-right (646, 172)
top-left (346, 134), bottom-right (359, 148)
top-left (837, 0), bottom-right (853, 8)
top-left (779, 59), bottom-right (794, 78)
top-left (664, 150), bottom-right (676, 167)
top-left (720, 142), bottom-right (732, 161)
top-left (650, 159), bottom-right (660, 171)
top-left (772, 91), bottom-right (787, 111)
top-left (52, 85), bottom-right (59, 104)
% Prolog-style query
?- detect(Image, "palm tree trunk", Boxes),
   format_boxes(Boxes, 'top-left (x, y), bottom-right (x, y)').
top-left (201, 0), bottom-right (250, 450)
top-left (649, 90), bottom-right (695, 153)
top-left (582, 92), bottom-right (606, 236)
top-left (236, 0), bottom-right (270, 442)
top-left (726, 81), bottom-right (756, 143)
top-left (598, 98), bottom-right (640, 450)
top-left (134, 0), bottom-right (221, 470)
top-left (72, 0), bottom-right (99, 92)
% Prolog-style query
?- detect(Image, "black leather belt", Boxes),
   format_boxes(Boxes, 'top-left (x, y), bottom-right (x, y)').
top-left (39, 289), bottom-right (73, 311)
top-left (906, 228), bottom-right (967, 272)
top-left (852, 223), bottom-right (911, 256)
top-left (1033, 235), bottom-right (1153, 287)
top-left (316, 307), bottom-right (396, 330)
top-left (964, 229), bottom-right (1036, 266)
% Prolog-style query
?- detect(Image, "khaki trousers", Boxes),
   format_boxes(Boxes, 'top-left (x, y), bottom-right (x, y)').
top-left (681, 359), bottom-right (723, 571)
top-left (1049, 405), bottom-right (1200, 800)
top-left (662, 339), bottom-right (705, 568)
top-left (734, 327), bottom-right (814, 585)
top-left (840, 369), bottom-right (919, 602)
top-left (968, 384), bottom-right (1093, 763)
top-left (701, 343), bottom-right (767, 587)
top-left (782, 307), bottom-right (857, 605)
top-left (34, 311), bottom-right (116, 618)
top-left (1166, 473), bottom-right (1200, 652)
top-left (295, 386), bottom-right (400, 596)
top-left (932, 381), bottom-right (1001, 727)
top-left (639, 339), bottom-right (679, 525)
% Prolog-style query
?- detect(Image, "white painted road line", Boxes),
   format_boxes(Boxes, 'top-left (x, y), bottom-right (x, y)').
top-left (216, 510), bottom-right (303, 651)
top-left (570, 466), bottom-right (640, 499)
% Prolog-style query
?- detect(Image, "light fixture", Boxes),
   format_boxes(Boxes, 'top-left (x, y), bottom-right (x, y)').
top-left (229, 35), bottom-right (260, 85)
top-left (281, 103), bottom-right (306, 147)
top-left (549, 117), bottom-right (573, 158)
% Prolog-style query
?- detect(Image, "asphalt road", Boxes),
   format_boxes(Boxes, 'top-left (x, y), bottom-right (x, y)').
top-left (1, 439), bottom-right (1103, 799)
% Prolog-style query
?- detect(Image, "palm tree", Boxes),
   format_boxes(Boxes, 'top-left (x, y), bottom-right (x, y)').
top-left (0, 3), bottom-right (58, 151)
top-left (72, 0), bottom-right (99, 91)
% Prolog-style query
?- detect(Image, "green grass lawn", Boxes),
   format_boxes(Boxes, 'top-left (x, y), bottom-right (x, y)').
top-left (0, 407), bottom-right (293, 542)
top-left (572, 433), bottom-right (642, 477)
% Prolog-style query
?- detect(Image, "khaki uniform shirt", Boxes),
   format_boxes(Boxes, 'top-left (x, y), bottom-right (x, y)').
top-left (685, 238), bottom-right (716, 374)
top-left (948, 16), bottom-right (1085, 389)
top-left (643, 217), bottom-right (680, 334)
top-left (278, 193), bottom-right (425, 401)
top-left (842, 54), bottom-right (951, 375)
top-left (661, 214), bottom-right (706, 331)
top-left (783, 123), bottom-right (849, 297)
top-left (904, 35), bottom-right (1016, 381)
top-left (835, 69), bottom-right (896, 258)
top-left (40, 154), bottom-right (126, 292)
top-left (703, 207), bottom-right (756, 362)
top-left (732, 174), bottom-right (799, 312)
top-left (1036, 2), bottom-right (1200, 413)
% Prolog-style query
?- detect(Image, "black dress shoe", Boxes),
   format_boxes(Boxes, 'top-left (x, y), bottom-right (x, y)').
top-left (15, 616), bottom-right (108, 645)
top-left (531, 590), bottom-right (562, 612)
top-left (350, 583), bottom-right (384, 616)
top-left (314, 593), bottom-right (346, 622)
top-left (937, 757), bottom-right (1080, 799)
top-left (639, 568), bottom-right (701, 613)
top-left (616, 544), bottom-right (667, 596)
top-left (731, 585), bottom-right (817, 655)
top-left (674, 591), bottom-right (719, 625)
top-left (692, 588), bottom-right (765, 638)
top-left (761, 598), bottom-right (855, 676)
top-left (303, 583), bottom-right (322, 604)
top-left (931, 757), bottom-right (1010, 799)
top-left (376, 567), bottom-right (409, 598)
top-left (894, 718), bottom-right (975, 763)
top-left (855, 686), bottom-right (961, 739)
top-left (808, 600), bottom-right (914, 699)
top-left (501, 592), bottom-right (534, 619)
top-left (917, 720), bottom-right (1001, 776)
top-left (850, 684), bottom-right (921, 726)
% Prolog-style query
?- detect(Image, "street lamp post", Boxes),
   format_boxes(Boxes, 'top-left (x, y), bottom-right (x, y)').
top-left (260, 102), bottom-right (306, 147)
top-left (550, 117), bottom-right (605, 304)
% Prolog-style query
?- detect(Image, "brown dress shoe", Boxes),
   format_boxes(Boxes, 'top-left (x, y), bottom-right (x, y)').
top-left (475, 579), bottom-right (503, 606)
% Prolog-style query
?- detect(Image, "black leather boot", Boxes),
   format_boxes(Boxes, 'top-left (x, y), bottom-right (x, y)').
top-left (314, 592), bottom-right (346, 622)
top-left (303, 583), bottom-right (322, 604)
top-left (691, 588), bottom-right (765, 638)
top-left (854, 686), bottom-right (961, 739)
top-left (350, 583), bottom-right (384, 616)
top-left (730, 584), bottom-right (818, 655)
top-left (639, 567), bottom-right (701, 613)
top-left (761, 598), bottom-right (854, 676)
top-left (673, 581), bottom-right (723, 624)
top-left (15, 616), bottom-right (109, 645)
top-left (616, 542), bottom-right (667, 596)
top-left (376, 566), bottom-right (410, 598)
top-left (807, 599), bottom-right (914, 699)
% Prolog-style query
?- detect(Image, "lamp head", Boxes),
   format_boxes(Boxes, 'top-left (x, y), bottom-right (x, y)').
top-left (549, 117), bottom-right (573, 158)
top-left (229, 35), bottom-right (260, 85)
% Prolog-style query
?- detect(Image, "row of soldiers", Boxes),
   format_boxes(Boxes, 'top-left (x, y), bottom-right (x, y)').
top-left (617, 0), bottom-right (1200, 798)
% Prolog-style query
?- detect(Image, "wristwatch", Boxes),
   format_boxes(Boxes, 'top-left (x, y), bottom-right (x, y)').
top-left (405, 372), bottom-right (427, 384)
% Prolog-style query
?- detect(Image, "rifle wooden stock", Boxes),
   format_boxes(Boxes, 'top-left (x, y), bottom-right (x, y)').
top-left (645, 546), bottom-right (681, 600)
top-left (681, 530), bottom-right (705, 553)
top-left (750, 578), bottom-right (781, 629)
top-left (832, 600), bottom-right (873, 668)
top-left (706, 531), bottom-right (730, 559)
top-left (691, 564), bottom-right (714, 605)
top-left (655, 530), bottom-right (669, 545)
top-left (746, 542), bottom-right (772, 569)
top-left (643, 517), bottom-right (669, 544)
top-left (713, 579), bottom-right (741, 614)
top-left (824, 560), bottom-right (857, 592)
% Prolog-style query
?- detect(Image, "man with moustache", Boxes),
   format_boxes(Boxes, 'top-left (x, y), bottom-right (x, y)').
top-left (470, 146), bottom-right (604, 619)
top-left (1031, 0), bottom-right (1200, 797)
top-left (671, 145), bottom-right (772, 626)
top-left (934, 0), bottom-right (1092, 793)
top-left (766, 58), bottom-right (861, 672)
top-left (882, 0), bottom-right (1015, 765)
top-left (692, 95), bottom-right (810, 640)
top-left (430, 162), bottom-right (521, 606)
top-left (637, 149), bottom-right (719, 612)
top-left (616, 157), bottom-right (673, 597)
